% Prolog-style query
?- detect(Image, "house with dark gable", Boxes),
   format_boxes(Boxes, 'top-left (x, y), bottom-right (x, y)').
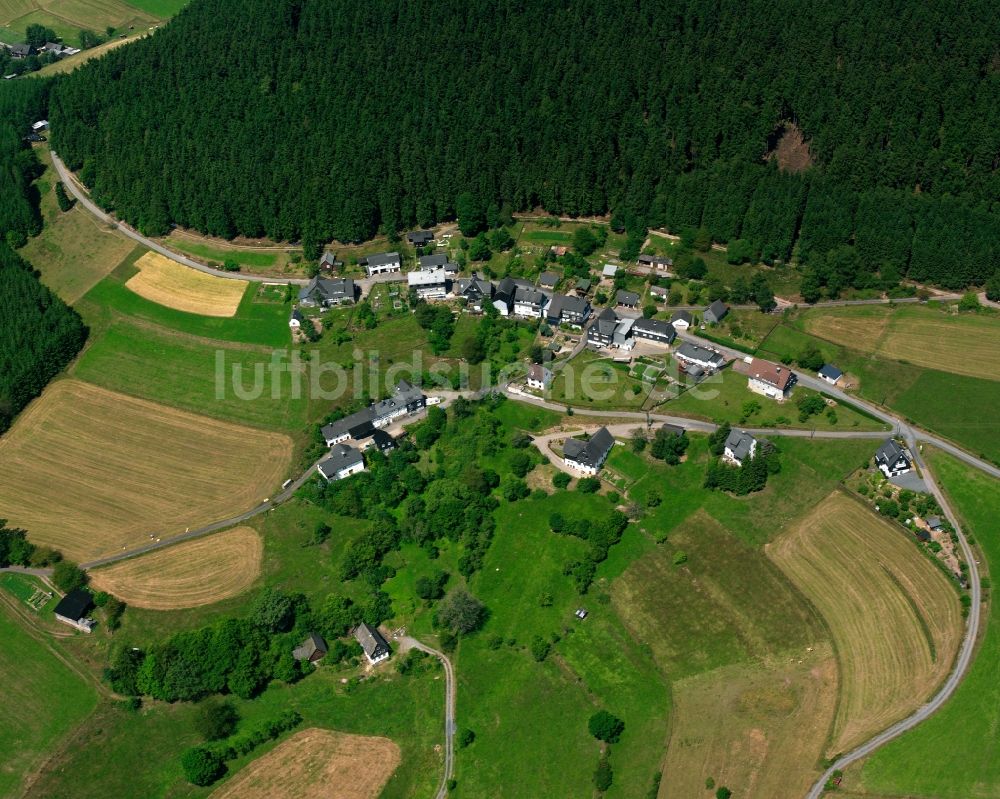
top-left (875, 438), bottom-right (912, 478)
top-left (355, 623), bottom-right (391, 664)
top-left (546, 293), bottom-right (591, 327)
top-left (418, 253), bottom-right (450, 271)
top-left (53, 588), bottom-right (95, 633)
top-left (455, 273), bottom-right (493, 310)
top-left (704, 300), bottom-right (729, 324)
top-left (632, 318), bottom-right (677, 345)
top-left (587, 307), bottom-right (619, 347)
top-left (407, 230), bottom-right (434, 246)
top-left (638, 253), bottom-right (673, 271)
top-left (298, 277), bottom-right (356, 307)
top-left (723, 428), bottom-right (757, 466)
top-left (321, 380), bottom-right (426, 447)
top-left (616, 290), bottom-right (640, 309)
top-left (317, 443), bottom-right (366, 481)
top-left (361, 251), bottom-right (402, 276)
top-left (562, 427), bottom-right (615, 475)
top-left (293, 633), bottom-right (328, 663)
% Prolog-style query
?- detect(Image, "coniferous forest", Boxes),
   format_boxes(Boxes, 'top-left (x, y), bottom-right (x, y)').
top-left (39, 0), bottom-right (1000, 288)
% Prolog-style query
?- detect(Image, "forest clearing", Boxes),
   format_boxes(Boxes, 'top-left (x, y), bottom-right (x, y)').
top-left (89, 526), bottom-right (263, 609)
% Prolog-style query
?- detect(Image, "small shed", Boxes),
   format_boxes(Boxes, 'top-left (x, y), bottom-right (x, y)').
top-left (293, 633), bottom-right (329, 662)
top-left (53, 589), bottom-right (94, 633)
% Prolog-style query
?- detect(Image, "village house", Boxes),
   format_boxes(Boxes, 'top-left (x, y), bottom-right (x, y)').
top-left (408, 266), bottom-right (448, 299)
top-left (53, 588), bottom-right (95, 633)
top-left (875, 438), bottom-right (912, 478)
top-left (616, 290), bottom-right (640, 309)
top-left (367, 429), bottom-right (397, 453)
top-left (631, 318), bottom-right (677, 346)
top-left (675, 341), bottom-right (726, 372)
top-left (735, 356), bottom-right (796, 401)
top-left (649, 284), bottom-right (668, 301)
top-left (319, 251), bottom-right (340, 272)
top-left (612, 317), bottom-right (636, 351)
top-left (7, 43), bottom-right (32, 59)
top-left (292, 633), bottom-right (329, 663)
top-left (670, 310), bottom-right (694, 331)
top-left (318, 443), bottom-right (366, 481)
top-left (361, 251), bottom-right (401, 276)
top-left (563, 427), bottom-right (616, 475)
top-left (406, 230), bottom-right (434, 246)
top-left (587, 307), bottom-right (619, 347)
top-left (638, 253), bottom-right (673, 271)
top-left (418, 253), bottom-right (450, 271)
top-left (513, 285), bottom-right (548, 318)
top-left (355, 623), bottom-right (391, 664)
top-left (538, 271), bottom-right (560, 290)
top-left (660, 423), bottom-right (685, 438)
top-left (42, 42), bottom-right (80, 58)
top-left (723, 428), bottom-right (757, 466)
top-left (527, 363), bottom-right (553, 390)
top-left (545, 293), bottom-right (591, 327)
top-left (818, 364), bottom-right (843, 385)
top-left (574, 278), bottom-right (591, 296)
top-left (454, 273), bottom-right (493, 310)
top-left (321, 380), bottom-right (426, 446)
top-left (704, 300), bottom-right (729, 324)
top-left (493, 277), bottom-right (534, 316)
top-left (298, 276), bottom-right (356, 307)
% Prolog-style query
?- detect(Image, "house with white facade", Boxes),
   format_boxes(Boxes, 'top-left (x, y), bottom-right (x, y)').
top-left (735, 357), bottom-right (796, 401)
top-left (298, 276), bottom-right (356, 307)
top-left (875, 438), bottom-right (912, 478)
top-left (513, 286), bottom-right (548, 318)
top-left (354, 623), bottom-right (391, 664)
top-left (638, 253), bottom-right (673, 271)
top-left (818, 364), bottom-right (843, 385)
top-left (527, 363), bottom-right (553, 390)
top-left (318, 443), bottom-right (366, 481)
top-left (546, 293), bottom-right (591, 327)
top-left (362, 251), bottom-right (402, 276)
top-left (723, 428), bottom-right (757, 466)
top-left (675, 342), bottom-right (725, 372)
top-left (670, 310), bottom-right (693, 331)
top-left (563, 427), bottom-right (615, 475)
top-left (408, 267), bottom-right (448, 299)
top-left (632, 318), bottom-right (677, 346)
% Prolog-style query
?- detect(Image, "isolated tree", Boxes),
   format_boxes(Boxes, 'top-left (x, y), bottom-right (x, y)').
top-left (552, 472), bottom-right (571, 489)
top-left (194, 698), bottom-right (239, 741)
top-left (529, 635), bottom-right (551, 661)
top-left (436, 588), bottom-right (486, 634)
top-left (180, 747), bottom-right (224, 786)
top-left (52, 561), bottom-right (88, 592)
top-left (589, 710), bottom-right (625, 743)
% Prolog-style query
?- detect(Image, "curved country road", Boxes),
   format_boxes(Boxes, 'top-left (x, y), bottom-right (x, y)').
top-left (400, 637), bottom-right (456, 799)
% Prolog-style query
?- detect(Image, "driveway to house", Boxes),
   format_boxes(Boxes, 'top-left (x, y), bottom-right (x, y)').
top-left (398, 636), bottom-right (455, 799)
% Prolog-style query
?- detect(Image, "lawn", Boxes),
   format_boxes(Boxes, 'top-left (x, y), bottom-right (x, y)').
top-left (851, 449), bottom-right (1000, 798)
top-left (123, 0), bottom-right (190, 15)
top-left (162, 234), bottom-right (286, 269)
top-left (72, 320), bottom-right (316, 434)
top-left (768, 491), bottom-right (962, 754)
top-left (550, 351), bottom-right (652, 411)
top-left (0, 0), bottom-right (159, 42)
top-left (456, 489), bottom-right (671, 798)
top-left (0, 602), bottom-right (98, 799)
top-left (20, 151), bottom-right (136, 304)
top-left (491, 397), bottom-right (563, 432)
top-left (0, 379), bottom-right (291, 562)
top-left (79, 252), bottom-right (292, 348)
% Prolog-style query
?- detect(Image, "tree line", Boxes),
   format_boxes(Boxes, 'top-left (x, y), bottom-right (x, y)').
top-left (45, 0), bottom-right (1000, 289)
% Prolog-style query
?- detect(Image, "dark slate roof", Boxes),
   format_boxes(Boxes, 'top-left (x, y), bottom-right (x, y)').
top-left (559, 293), bottom-right (589, 316)
top-left (563, 427), bottom-right (615, 469)
top-left (676, 342), bottom-right (724, 366)
top-left (322, 408), bottom-right (374, 442)
top-left (638, 253), bottom-right (673, 266)
top-left (875, 438), bottom-right (907, 464)
top-left (406, 230), bottom-right (434, 245)
top-left (372, 429), bottom-right (396, 450)
top-left (291, 309), bottom-right (305, 323)
top-left (419, 253), bottom-right (449, 269)
top-left (724, 428), bottom-right (756, 461)
top-left (293, 633), bottom-right (328, 660)
top-left (575, 278), bottom-right (591, 292)
top-left (299, 276), bottom-right (354, 303)
top-left (705, 300), bottom-right (729, 319)
top-left (370, 379), bottom-right (425, 422)
top-left (495, 277), bottom-right (517, 303)
top-left (818, 364), bottom-right (843, 380)
top-left (538, 271), bottom-right (560, 288)
top-left (365, 251), bottom-right (400, 266)
top-left (348, 420), bottom-right (376, 440)
top-left (456, 274), bottom-right (492, 298)
top-left (515, 286), bottom-right (546, 307)
top-left (594, 306), bottom-right (618, 336)
top-left (632, 317), bottom-right (677, 341)
top-left (659, 423), bottom-right (685, 437)
top-left (54, 588), bottom-right (93, 621)
top-left (616, 290), bottom-right (640, 306)
top-left (318, 443), bottom-right (365, 478)
top-left (671, 310), bottom-right (693, 325)
top-left (354, 622), bottom-right (390, 658)
top-left (926, 515), bottom-right (943, 529)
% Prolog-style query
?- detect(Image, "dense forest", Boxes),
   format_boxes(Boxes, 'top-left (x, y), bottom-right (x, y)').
top-left (47, 0), bottom-right (1000, 287)
top-left (0, 244), bottom-right (88, 433)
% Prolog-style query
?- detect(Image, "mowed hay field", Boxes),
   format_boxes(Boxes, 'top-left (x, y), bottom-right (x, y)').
top-left (0, 0), bottom-right (159, 41)
top-left (209, 728), bottom-right (401, 799)
top-left (125, 251), bottom-right (248, 317)
top-left (659, 646), bottom-right (838, 799)
top-left (89, 527), bottom-right (262, 609)
top-left (801, 305), bottom-right (1000, 380)
top-left (0, 380), bottom-right (291, 562)
top-left (767, 491), bottom-right (962, 754)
